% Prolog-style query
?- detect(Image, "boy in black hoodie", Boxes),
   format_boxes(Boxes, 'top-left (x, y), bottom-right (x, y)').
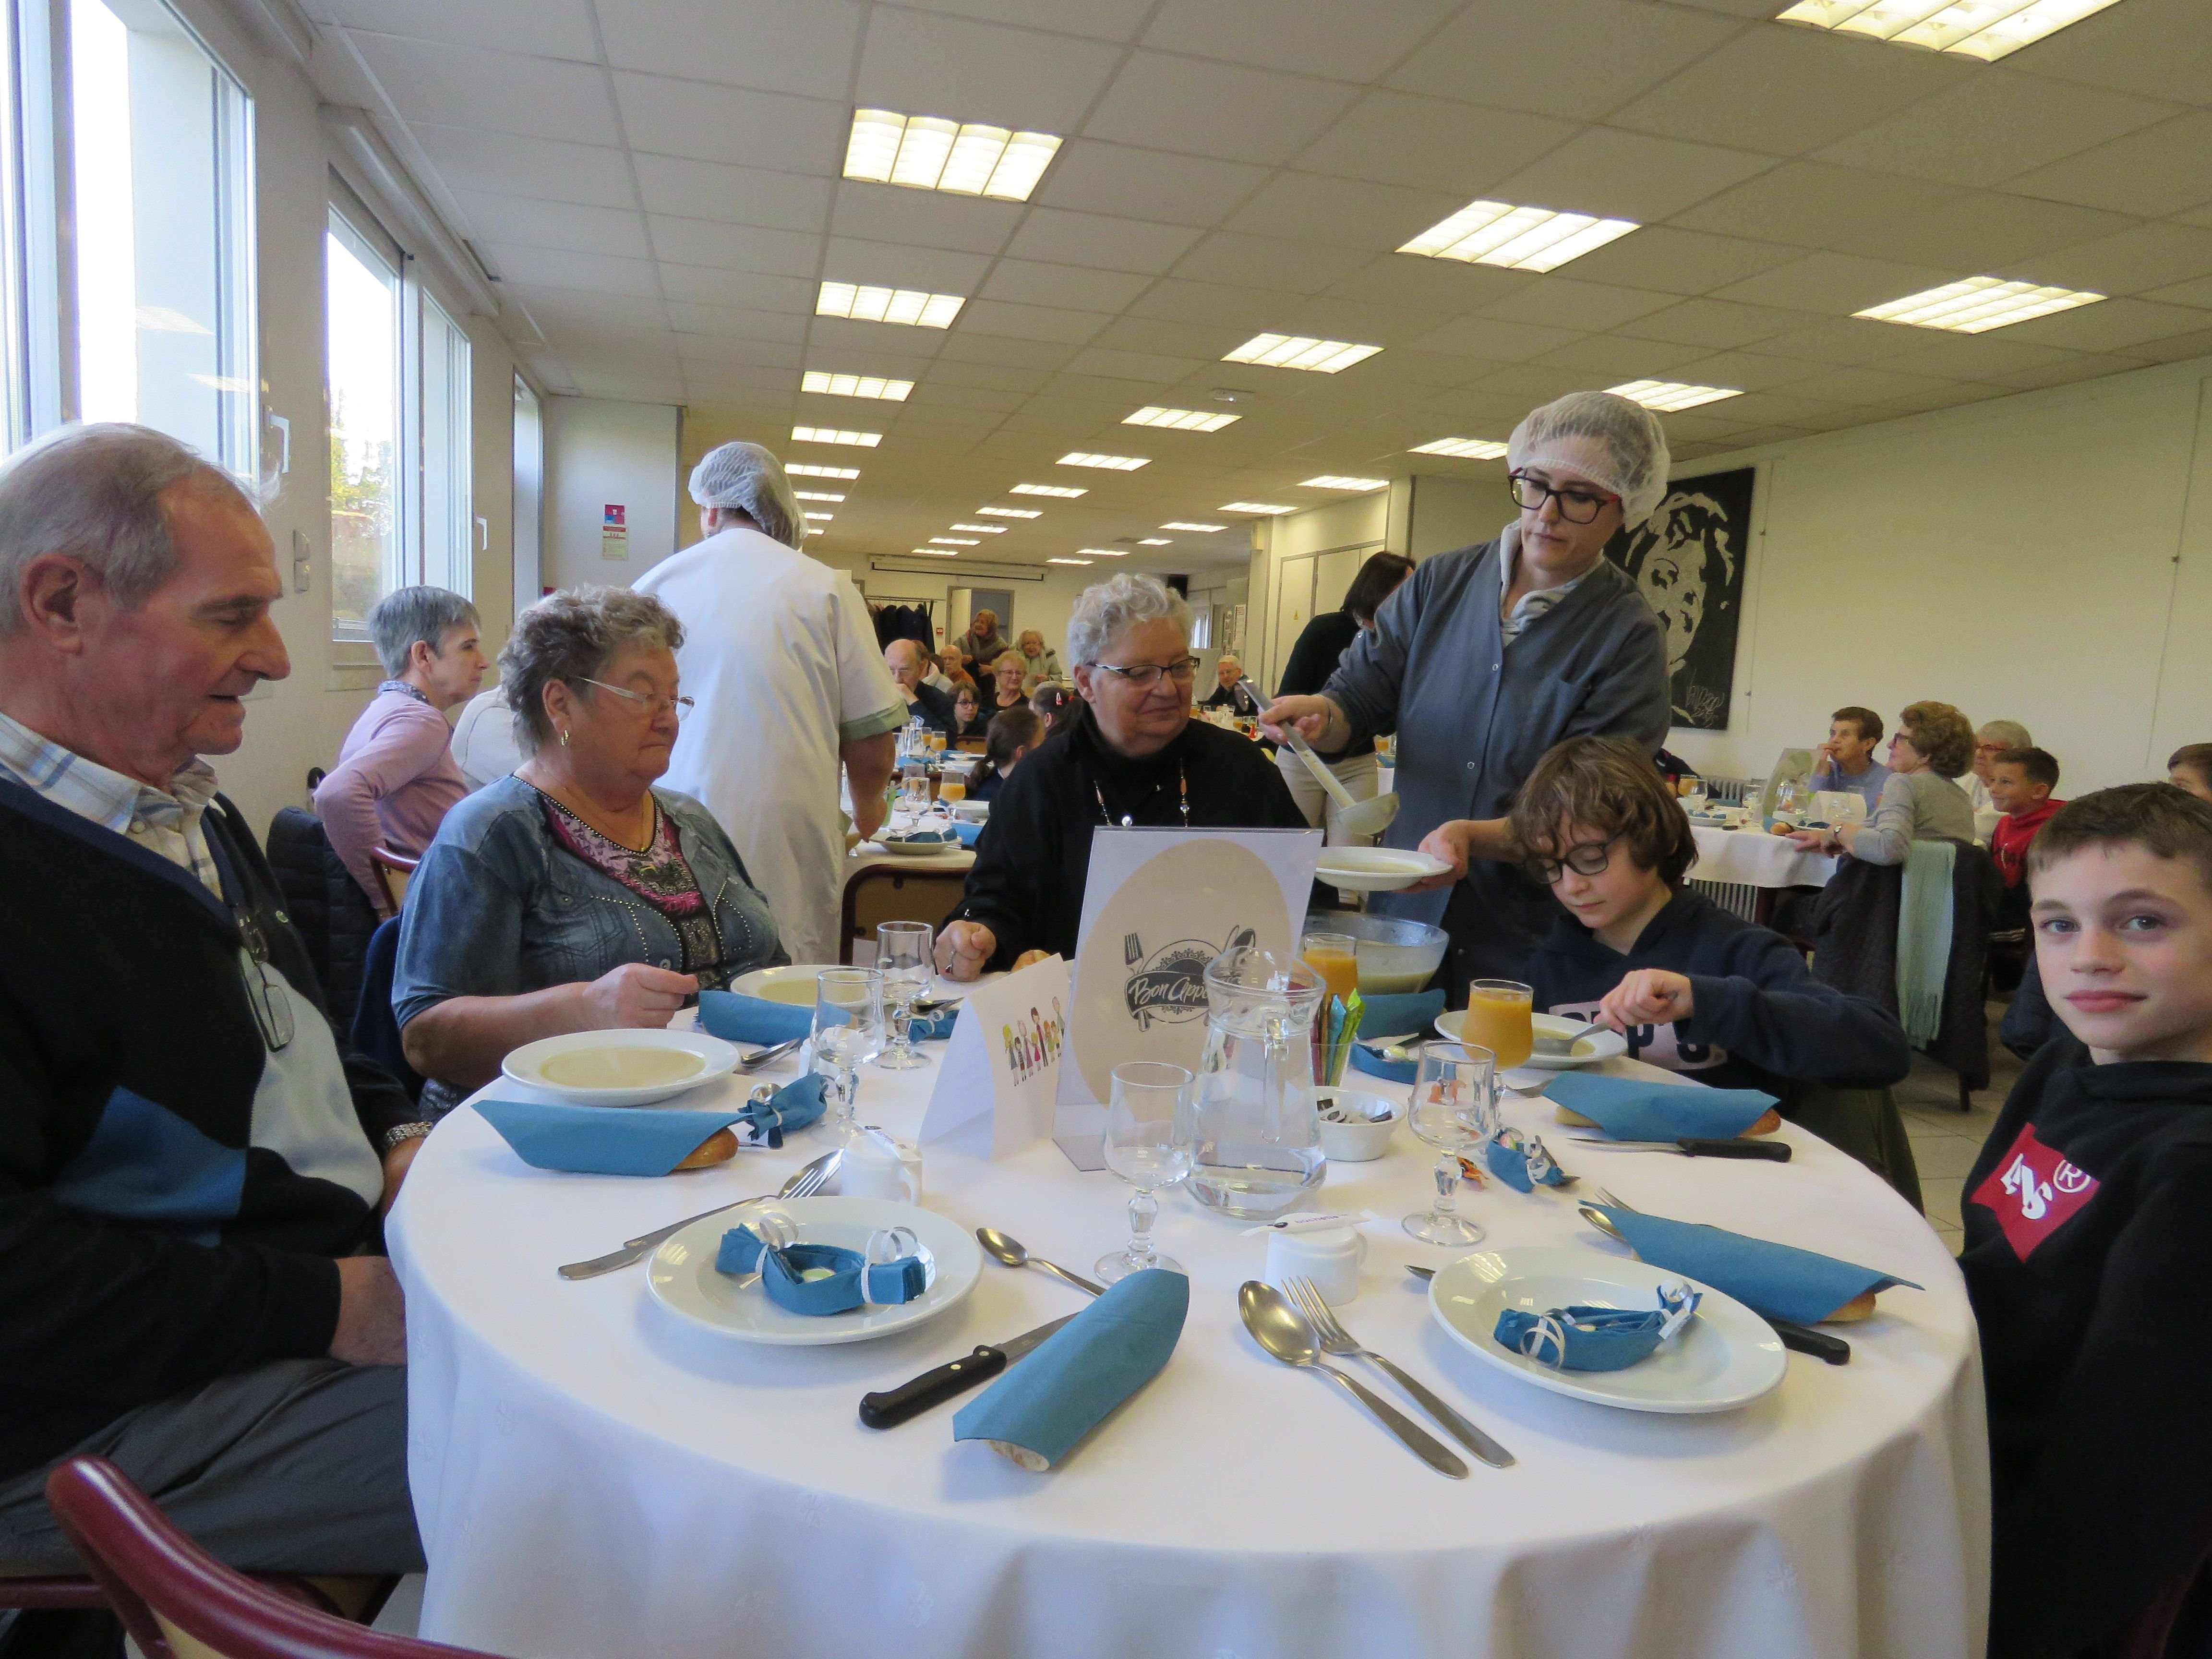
top-left (1960, 783), bottom-right (2212, 1658)
top-left (1508, 736), bottom-right (1910, 1098)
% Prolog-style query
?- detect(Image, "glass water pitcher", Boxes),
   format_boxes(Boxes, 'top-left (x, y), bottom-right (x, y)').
top-left (1188, 947), bottom-right (1327, 1220)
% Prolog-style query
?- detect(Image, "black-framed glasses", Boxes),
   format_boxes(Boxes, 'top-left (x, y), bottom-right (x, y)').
top-left (576, 677), bottom-right (695, 719)
top-left (1090, 656), bottom-right (1201, 689)
top-left (235, 913), bottom-right (294, 1052)
top-left (1508, 472), bottom-right (1617, 525)
top-left (1526, 837), bottom-right (1620, 885)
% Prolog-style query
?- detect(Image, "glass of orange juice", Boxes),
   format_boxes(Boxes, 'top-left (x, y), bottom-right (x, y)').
top-left (1460, 979), bottom-right (1534, 1071)
top-left (938, 774), bottom-right (967, 804)
top-left (1298, 931), bottom-right (1360, 1008)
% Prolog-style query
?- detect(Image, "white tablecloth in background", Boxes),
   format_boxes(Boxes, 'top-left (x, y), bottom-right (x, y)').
top-left (389, 1041), bottom-right (1986, 1659)
top-left (1692, 823), bottom-right (1840, 890)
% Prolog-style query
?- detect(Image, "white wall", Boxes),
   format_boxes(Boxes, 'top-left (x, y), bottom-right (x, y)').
top-left (542, 398), bottom-right (681, 590)
top-left (1406, 474), bottom-right (1516, 562)
top-left (1246, 493), bottom-right (1390, 692)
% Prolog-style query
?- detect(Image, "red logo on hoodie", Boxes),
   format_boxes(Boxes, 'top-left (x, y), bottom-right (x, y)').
top-left (1969, 1123), bottom-right (2099, 1260)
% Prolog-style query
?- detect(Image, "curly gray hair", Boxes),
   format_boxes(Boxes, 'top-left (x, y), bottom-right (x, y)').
top-left (1067, 572), bottom-right (1191, 669)
top-left (500, 585), bottom-right (685, 755)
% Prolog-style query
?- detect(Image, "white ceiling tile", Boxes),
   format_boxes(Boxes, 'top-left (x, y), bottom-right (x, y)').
top-left (1170, 232), bottom-right (1375, 294)
top-left (879, 0), bottom-right (1153, 43)
top-left (1997, 296), bottom-right (2212, 352)
top-left (1997, 0), bottom-right (2212, 109)
top-left (1386, 0), bottom-right (1742, 123)
top-left (2007, 223), bottom-right (2212, 297)
top-left (486, 244), bottom-right (661, 296)
top-left (1524, 335), bottom-right (1707, 378)
top-left (1091, 312), bottom-right (1249, 357)
top-left (1273, 296), bottom-right (1454, 346)
top-left (2001, 112), bottom-right (2212, 218)
top-left (1291, 90), bottom-right (1579, 197)
top-left (2112, 328), bottom-right (2212, 364)
top-left (631, 156), bottom-right (834, 235)
top-left (1980, 353), bottom-right (2144, 388)
top-left (1224, 171), bottom-right (1464, 252)
top-left (1034, 143), bottom-right (1269, 229)
top-left (1062, 346), bottom-right (1212, 383)
top-left (1708, 252), bottom-right (1961, 315)
top-left (1776, 365), bottom-right (1968, 405)
top-left (451, 192), bottom-right (650, 259)
top-left (1138, 0), bottom-right (1458, 82)
top-left (349, 35), bottom-right (620, 145)
top-left (1866, 333), bottom-right (2077, 379)
top-left (1611, 297), bottom-right (1811, 349)
top-left (856, 8), bottom-right (1127, 132)
top-left (1815, 72), bottom-right (2179, 188)
top-left (819, 236), bottom-right (991, 292)
top-left (594, 0), bottom-right (862, 100)
top-left (1667, 161), bottom-right (1965, 249)
top-left (1001, 209), bottom-right (1204, 275)
top-left (1650, 349), bottom-right (1823, 391)
top-left (933, 333), bottom-right (1079, 372)
top-left (1084, 52), bottom-right (1361, 168)
top-left (955, 300), bottom-right (1113, 345)
top-left (827, 186), bottom-right (1022, 257)
top-left (673, 333), bottom-right (805, 367)
top-left (1490, 128), bottom-right (1778, 224)
top-left (1478, 276), bottom-right (1676, 331)
top-left (980, 259), bottom-right (1157, 312)
top-left (327, 0), bottom-right (599, 58)
top-left (805, 315), bottom-right (947, 358)
top-left (506, 286), bottom-right (668, 332)
top-left (409, 125), bottom-right (637, 209)
top-left (1829, 193), bottom-right (2137, 273)
top-left (925, 361), bottom-right (1054, 395)
top-left (1557, 227), bottom-right (1802, 295)
top-left (1322, 255), bottom-right (1531, 313)
top-left (666, 301), bottom-right (810, 342)
top-left (2142, 275), bottom-right (2212, 309)
top-left (1757, 315), bottom-right (1949, 366)
top-left (650, 216), bottom-right (824, 278)
top-left (1411, 315), bottom-right (1584, 361)
top-left (613, 74), bottom-right (844, 173)
top-left (658, 267), bottom-right (815, 311)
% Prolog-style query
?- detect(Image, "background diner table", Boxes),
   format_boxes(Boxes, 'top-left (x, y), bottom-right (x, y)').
top-left (389, 1020), bottom-right (1986, 1659)
top-left (1688, 822), bottom-right (1839, 926)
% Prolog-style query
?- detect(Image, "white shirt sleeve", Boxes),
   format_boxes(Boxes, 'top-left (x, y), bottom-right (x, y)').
top-left (832, 574), bottom-right (905, 742)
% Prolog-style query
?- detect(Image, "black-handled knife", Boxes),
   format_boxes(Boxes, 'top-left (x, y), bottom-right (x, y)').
top-left (1768, 1318), bottom-right (1851, 1365)
top-left (1571, 1136), bottom-right (1792, 1161)
top-left (858, 1312), bottom-right (1078, 1429)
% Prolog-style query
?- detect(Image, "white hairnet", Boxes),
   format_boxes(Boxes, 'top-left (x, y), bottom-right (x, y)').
top-left (1506, 391), bottom-right (1672, 527)
top-left (686, 441), bottom-right (804, 549)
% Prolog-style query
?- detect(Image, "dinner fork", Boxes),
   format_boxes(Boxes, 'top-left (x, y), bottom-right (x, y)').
top-left (1281, 1275), bottom-right (1515, 1468)
top-left (556, 1152), bottom-right (838, 1280)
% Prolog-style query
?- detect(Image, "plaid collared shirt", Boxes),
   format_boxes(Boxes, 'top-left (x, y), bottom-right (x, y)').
top-left (0, 709), bottom-right (223, 895)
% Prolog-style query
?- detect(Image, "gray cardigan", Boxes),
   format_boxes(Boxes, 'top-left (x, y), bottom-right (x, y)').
top-left (1848, 770), bottom-right (1977, 865)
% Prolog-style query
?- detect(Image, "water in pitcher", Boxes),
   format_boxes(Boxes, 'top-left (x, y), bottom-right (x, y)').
top-left (1188, 947), bottom-right (1327, 1219)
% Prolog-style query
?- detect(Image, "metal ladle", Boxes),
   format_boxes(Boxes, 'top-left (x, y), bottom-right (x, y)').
top-left (1237, 1281), bottom-right (1466, 1477)
top-left (1239, 678), bottom-right (1400, 842)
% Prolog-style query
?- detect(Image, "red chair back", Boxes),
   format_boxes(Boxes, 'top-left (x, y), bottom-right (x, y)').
top-left (43, 1456), bottom-right (487, 1659)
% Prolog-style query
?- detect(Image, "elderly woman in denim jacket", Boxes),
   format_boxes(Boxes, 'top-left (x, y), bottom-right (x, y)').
top-left (394, 586), bottom-right (785, 1111)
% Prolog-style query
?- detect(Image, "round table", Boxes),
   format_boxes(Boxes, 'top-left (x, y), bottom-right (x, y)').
top-left (389, 1040), bottom-right (1986, 1659)
top-left (1690, 823), bottom-right (1839, 890)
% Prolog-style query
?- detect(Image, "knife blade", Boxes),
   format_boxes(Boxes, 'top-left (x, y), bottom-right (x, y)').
top-left (1568, 1136), bottom-right (1791, 1161)
top-left (858, 1313), bottom-right (1079, 1429)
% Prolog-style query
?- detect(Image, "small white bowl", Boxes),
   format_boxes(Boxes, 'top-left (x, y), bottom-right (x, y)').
top-left (1308, 1087), bottom-right (1399, 1161)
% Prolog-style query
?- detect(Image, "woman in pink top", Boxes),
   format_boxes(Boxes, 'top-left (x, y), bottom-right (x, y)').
top-left (315, 587), bottom-right (488, 915)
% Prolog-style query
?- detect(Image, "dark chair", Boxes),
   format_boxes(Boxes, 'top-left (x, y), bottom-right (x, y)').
top-left (367, 847), bottom-right (419, 916)
top-left (352, 918), bottom-right (424, 1104)
top-left (1778, 1081), bottom-right (1923, 1212)
top-left (840, 866), bottom-right (969, 965)
top-left (265, 807), bottom-right (381, 1025)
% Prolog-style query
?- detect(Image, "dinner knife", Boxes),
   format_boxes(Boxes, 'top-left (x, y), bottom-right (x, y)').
top-left (1403, 1265), bottom-right (1850, 1364)
top-left (858, 1313), bottom-right (1079, 1429)
top-left (1568, 1136), bottom-right (1792, 1162)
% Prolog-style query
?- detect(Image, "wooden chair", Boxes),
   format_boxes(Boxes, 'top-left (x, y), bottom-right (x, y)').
top-left (367, 848), bottom-right (418, 914)
top-left (840, 865), bottom-right (969, 965)
top-left (43, 1456), bottom-right (481, 1658)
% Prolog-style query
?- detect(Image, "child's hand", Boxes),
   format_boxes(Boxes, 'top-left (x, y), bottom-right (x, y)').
top-left (1598, 970), bottom-right (1695, 1032)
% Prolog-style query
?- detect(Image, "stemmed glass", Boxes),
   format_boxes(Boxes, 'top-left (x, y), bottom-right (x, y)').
top-left (810, 967), bottom-right (885, 1143)
top-left (1096, 1061), bottom-right (1195, 1282)
top-left (875, 921), bottom-right (934, 1071)
top-left (1403, 1040), bottom-right (1494, 1247)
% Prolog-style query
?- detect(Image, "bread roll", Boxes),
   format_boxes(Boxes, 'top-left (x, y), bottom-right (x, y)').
top-left (1551, 1103), bottom-right (1781, 1136)
top-left (1821, 1290), bottom-right (1876, 1323)
top-left (673, 1128), bottom-right (737, 1171)
top-left (1012, 949), bottom-right (1052, 971)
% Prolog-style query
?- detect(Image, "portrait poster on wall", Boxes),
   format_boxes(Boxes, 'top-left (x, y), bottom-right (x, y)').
top-left (1603, 466), bottom-right (1756, 731)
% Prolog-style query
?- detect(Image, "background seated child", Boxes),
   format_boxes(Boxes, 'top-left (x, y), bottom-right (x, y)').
top-left (1961, 784), bottom-right (2212, 1659)
top-left (1510, 735), bottom-right (1911, 1099)
top-left (1989, 746), bottom-right (2065, 930)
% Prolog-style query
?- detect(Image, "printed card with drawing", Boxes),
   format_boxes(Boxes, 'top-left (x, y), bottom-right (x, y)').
top-left (919, 954), bottom-right (1071, 1158)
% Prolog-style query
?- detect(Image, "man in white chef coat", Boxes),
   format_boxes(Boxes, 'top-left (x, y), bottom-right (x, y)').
top-left (634, 442), bottom-right (901, 964)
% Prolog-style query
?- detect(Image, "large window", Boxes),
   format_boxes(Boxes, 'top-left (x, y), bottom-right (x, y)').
top-left (421, 295), bottom-right (472, 597)
top-left (512, 373), bottom-right (542, 617)
top-left (326, 208), bottom-right (401, 644)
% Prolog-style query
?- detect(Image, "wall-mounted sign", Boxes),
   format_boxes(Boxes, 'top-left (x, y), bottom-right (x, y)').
top-left (601, 503), bottom-right (628, 561)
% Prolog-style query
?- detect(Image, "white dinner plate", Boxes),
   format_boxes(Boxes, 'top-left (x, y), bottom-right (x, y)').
top-left (730, 963), bottom-right (842, 1006)
top-left (1429, 1246), bottom-right (1786, 1414)
top-left (1314, 847), bottom-right (1453, 892)
top-left (874, 836), bottom-right (964, 858)
top-left (1431, 1011), bottom-right (1629, 1070)
top-left (648, 1197), bottom-right (982, 1346)
top-left (500, 1028), bottom-right (741, 1107)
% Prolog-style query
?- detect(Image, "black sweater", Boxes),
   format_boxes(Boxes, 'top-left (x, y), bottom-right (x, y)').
top-left (951, 710), bottom-right (1306, 969)
top-left (1274, 610), bottom-right (1373, 760)
top-left (0, 780), bottom-right (415, 1476)
top-left (1960, 1039), bottom-right (2212, 1656)
top-left (1524, 888), bottom-right (1911, 1094)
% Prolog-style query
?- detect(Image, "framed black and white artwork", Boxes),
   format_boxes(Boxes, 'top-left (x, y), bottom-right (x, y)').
top-left (1604, 466), bottom-right (1755, 732)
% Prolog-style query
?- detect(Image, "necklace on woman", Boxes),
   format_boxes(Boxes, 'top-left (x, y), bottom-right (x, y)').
top-left (1092, 761), bottom-right (1189, 828)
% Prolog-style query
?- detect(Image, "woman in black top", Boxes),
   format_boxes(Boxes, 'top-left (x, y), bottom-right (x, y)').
top-left (950, 683), bottom-right (990, 742)
top-left (986, 650), bottom-right (1029, 715)
top-left (1273, 552), bottom-right (1414, 834)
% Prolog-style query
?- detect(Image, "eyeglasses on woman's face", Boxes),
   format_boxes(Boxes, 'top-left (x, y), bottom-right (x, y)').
top-left (1089, 657), bottom-right (1201, 690)
top-left (576, 676), bottom-right (695, 720)
top-left (1508, 471), bottom-right (1618, 525)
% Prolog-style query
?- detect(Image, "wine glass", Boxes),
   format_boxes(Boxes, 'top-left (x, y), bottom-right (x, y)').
top-left (1403, 1040), bottom-right (1493, 1247)
top-left (874, 921), bottom-right (934, 1071)
top-left (810, 968), bottom-right (885, 1142)
top-left (1096, 1061), bottom-right (1194, 1282)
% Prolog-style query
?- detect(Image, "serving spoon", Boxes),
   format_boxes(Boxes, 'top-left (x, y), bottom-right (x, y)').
top-left (1239, 678), bottom-right (1399, 842)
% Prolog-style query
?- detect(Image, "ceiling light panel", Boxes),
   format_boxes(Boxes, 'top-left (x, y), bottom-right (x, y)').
top-left (931, 536), bottom-right (981, 546)
top-left (1011, 483), bottom-right (1085, 498)
top-left (1058, 452), bottom-right (1149, 470)
top-left (1220, 501), bottom-right (1296, 515)
top-left (1049, 557), bottom-right (1094, 565)
top-left (1606, 380), bottom-right (1743, 412)
top-left (1300, 475), bottom-right (1390, 492)
top-left (1139, 538), bottom-right (1172, 545)
top-left (842, 109), bottom-right (1062, 202)
top-left (1411, 437), bottom-right (1510, 459)
top-left (1775, 0), bottom-right (2120, 60)
top-left (815, 281), bottom-right (964, 329)
top-left (976, 506), bottom-right (1042, 517)
top-left (1854, 276), bottom-right (2106, 333)
top-left (1161, 521), bottom-right (1225, 532)
top-left (1076, 548), bottom-right (1129, 557)
top-left (1398, 200), bottom-right (1638, 273)
top-left (801, 371), bottom-right (913, 401)
top-left (791, 426), bottom-right (881, 447)
top-left (1222, 334), bottom-right (1382, 374)
top-left (787, 463), bottom-right (858, 480)
top-left (1123, 405), bottom-right (1239, 432)
top-left (804, 512), bottom-right (833, 521)
top-left (949, 523), bottom-right (1006, 533)
top-left (909, 548), bottom-right (960, 557)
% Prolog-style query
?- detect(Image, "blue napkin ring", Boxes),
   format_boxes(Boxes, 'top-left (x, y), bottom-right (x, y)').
top-left (1495, 1282), bottom-right (1700, 1372)
top-left (1485, 1128), bottom-right (1570, 1194)
top-left (716, 1211), bottom-right (927, 1316)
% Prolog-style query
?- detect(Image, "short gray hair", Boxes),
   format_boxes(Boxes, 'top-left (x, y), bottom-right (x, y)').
top-left (0, 423), bottom-right (257, 631)
top-left (499, 585), bottom-right (685, 755)
top-left (369, 585), bottom-right (480, 677)
top-left (1979, 719), bottom-right (2032, 749)
top-left (1067, 572), bottom-right (1191, 669)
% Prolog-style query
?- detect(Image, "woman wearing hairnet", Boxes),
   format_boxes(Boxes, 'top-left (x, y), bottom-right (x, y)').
top-left (633, 441), bottom-right (905, 964)
top-left (1262, 391), bottom-right (1674, 993)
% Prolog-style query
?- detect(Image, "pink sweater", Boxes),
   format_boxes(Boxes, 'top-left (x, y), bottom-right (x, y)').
top-left (314, 687), bottom-right (467, 914)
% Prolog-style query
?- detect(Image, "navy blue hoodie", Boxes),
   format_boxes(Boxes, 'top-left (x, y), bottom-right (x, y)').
top-left (1523, 888), bottom-right (1911, 1094)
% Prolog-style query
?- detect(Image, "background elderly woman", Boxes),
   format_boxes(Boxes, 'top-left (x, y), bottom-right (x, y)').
top-left (1793, 700), bottom-right (1977, 864)
top-left (394, 587), bottom-right (785, 1109)
top-left (936, 574), bottom-right (1304, 979)
top-left (314, 584), bottom-right (485, 916)
top-left (1015, 629), bottom-right (1062, 681)
top-left (1963, 718), bottom-right (2031, 840)
top-left (955, 608), bottom-right (1007, 666)
top-left (986, 649), bottom-right (1030, 713)
top-left (1262, 391), bottom-right (1673, 992)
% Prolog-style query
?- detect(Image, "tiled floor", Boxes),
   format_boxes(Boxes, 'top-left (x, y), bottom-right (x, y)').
top-left (1897, 998), bottom-right (2022, 1250)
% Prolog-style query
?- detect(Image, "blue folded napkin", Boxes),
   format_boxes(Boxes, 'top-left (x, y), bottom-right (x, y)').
top-left (1588, 1206), bottom-right (1922, 1324)
top-left (954, 1268), bottom-right (1188, 1470)
top-left (1360, 989), bottom-right (1445, 1038)
top-left (1545, 1071), bottom-right (1777, 1142)
top-left (882, 825), bottom-right (960, 845)
top-left (1485, 1127), bottom-right (1571, 1193)
top-left (905, 1006), bottom-right (957, 1042)
top-left (1349, 1043), bottom-right (1415, 1084)
top-left (733, 1073), bottom-right (828, 1146)
top-left (697, 990), bottom-right (817, 1046)
top-left (1495, 1282), bottom-right (1700, 1371)
top-left (952, 820), bottom-right (984, 847)
top-left (473, 1098), bottom-right (745, 1176)
top-left (716, 1220), bottom-right (928, 1316)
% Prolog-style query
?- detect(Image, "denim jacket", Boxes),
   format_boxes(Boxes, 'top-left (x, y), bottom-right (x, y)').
top-left (392, 775), bottom-right (786, 1035)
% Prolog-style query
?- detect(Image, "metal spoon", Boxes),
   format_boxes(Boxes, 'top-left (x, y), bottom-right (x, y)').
top-left (736, 1034), bottom-right (807, 1071)
top-left (975, 1228), bottom-right (1107, 1297)
top-left (1240, 678), bottom-right (1399, 842)
top-left (1238, 1282), bottom-right (1466, 1478)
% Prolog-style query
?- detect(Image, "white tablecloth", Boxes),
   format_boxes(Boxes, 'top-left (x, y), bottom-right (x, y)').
top-left (389, 1043), bottom-right (1986, 1659)
top-left (1691, 823), bottom-right (1840, 890)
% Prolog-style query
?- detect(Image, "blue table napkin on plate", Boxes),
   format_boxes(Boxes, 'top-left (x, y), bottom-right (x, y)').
top-left (734, 1073), bottom-right (827, 1145)
top-left (716, 1224), bottom-right (927, 1315)
top-left (954, 1268), bottom-right (1188, 1470)
top-left (1495, 1283), bottom-right (1699, 1371)
top-left (1361, 990), bottom-right (1445, 1038)
top-left (883, 825), bottom-right (960, 846)
top-left (953, 820), bottom-right (984, 847)
top-left (1588, 1205), bottom-right (1922, 1324)
top-left (473, 1098), bottom-right (745, 1176)
top-left (1485, 1127), bottom-right (1571, 1193)
top-left (1545, 1070), bottom-right (1776, 1142)
top-left (697, 990), bottom-right (816, 1046)
top-left (906, 1006), bottom-right (957, 1042)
